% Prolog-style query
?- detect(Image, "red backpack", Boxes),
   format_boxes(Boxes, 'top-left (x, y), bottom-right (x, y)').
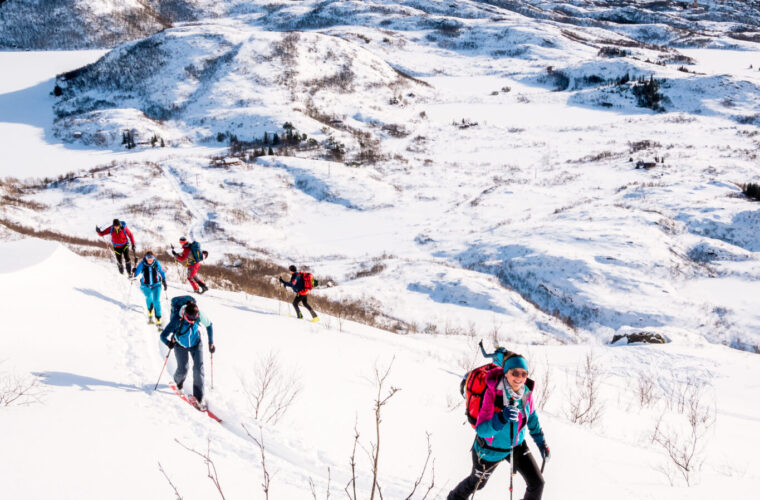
top-left (460, 363), bottom-right (505, 427)
top-left (299, 272), bottom-right (314, 292)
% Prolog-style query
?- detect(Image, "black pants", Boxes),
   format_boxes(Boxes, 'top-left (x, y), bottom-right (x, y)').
top-left (448, 443), bottom-right (544, 500)
top-left (173, 343), bottom-right (205, 402)
top-left (293, 294), bottom-right (317, 319)
top-left (114, 244), bottom-right (132, 274)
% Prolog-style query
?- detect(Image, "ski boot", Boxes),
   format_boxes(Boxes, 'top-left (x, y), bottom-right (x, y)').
top-left (311, 316), bottom-right (320, 323)
top-left (200, 284), bottom-right (209, 294)
top-left (147, 312), bottom-right (154, 324)
top-left (155, 316), bottom-right (162, 330)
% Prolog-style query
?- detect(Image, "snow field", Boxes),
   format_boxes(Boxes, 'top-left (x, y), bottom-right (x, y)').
top-left (1, 238), bottom-right (759, 499)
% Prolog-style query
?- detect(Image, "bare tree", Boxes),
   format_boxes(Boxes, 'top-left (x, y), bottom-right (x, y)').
top-left (309, 467), bottom-right (331, 500)
top-left (651, 378), bottom-right (715, 486)
top-left (0, 370), bottom-right (41, 407)
top-left (158, 461), bottom-right (184, 500)
top-left (533, 354), bottom-right (554, 412)
top-left (241, 351), bottom-right (301, 424)
top-left (370, 360), bottom-right (400, 500)
top-left (565, 351), bottom-right (604, 425)
top-left (174, 438), bottom-right (227, 500)
top-left (345, 422), bottom-right (360, 500)
top-left (243, 424), bottom-right (271, 499)
top-left (404, 432), bottom-right (435, 500)
top-left (636, 371), bottom-right (659, 408)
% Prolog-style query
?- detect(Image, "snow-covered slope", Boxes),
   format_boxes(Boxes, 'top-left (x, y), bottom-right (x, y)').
top-left (1, 238), bottom-right (758, 499)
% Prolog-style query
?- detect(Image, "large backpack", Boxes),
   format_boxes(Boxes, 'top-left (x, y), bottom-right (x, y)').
top-left (189, 241), bottom-right (203, 263)
top-left (170, 295), bottom-right (197, 323)
top-left (460, 363), bottom-right (505, 428)
top-left (298, 272), bottom-right (317, 292)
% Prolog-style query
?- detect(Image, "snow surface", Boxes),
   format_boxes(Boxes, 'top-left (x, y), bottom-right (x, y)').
top-left (2, 2), bottom-right (760, 497)
top-left (0, 238), bottom-right (758, 499)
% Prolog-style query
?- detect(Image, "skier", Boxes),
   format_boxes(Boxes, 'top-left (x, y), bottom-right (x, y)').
top-left (279, 265), bottom-right (319, 322)
top-left (96, 218), bottom-right (136, 275)
top-left (448, 354), bottom-right (550, 500)
top-left (132, 251), bottom-right (167, 326)
top-left (160, 298), bottom-right (215, 409)
top-left (171, 236), bottom-right (208, 294)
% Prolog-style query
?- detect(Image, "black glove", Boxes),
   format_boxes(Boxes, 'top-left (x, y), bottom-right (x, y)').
top-left (167, 338), bottom-right (177, 349)
top-left (209, 343), bottom-right (216, 354)
top-left (96, 226), bottom-right (102, 233)
top-left (162, 279), bottom-right (167, 291)
top-left (279, 277), bottom-right (286, 284)
top-left (538, 442), bottom-right (551, 461)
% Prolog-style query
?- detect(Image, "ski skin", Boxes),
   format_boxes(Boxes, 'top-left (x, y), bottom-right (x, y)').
top-left (168, 383), bottom-right (223, 423)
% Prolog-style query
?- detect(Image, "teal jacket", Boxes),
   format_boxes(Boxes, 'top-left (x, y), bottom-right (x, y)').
top-left (473, 379), bottom-right (545, 462)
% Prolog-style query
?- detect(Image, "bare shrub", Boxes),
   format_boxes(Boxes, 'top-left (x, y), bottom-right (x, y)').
top-left (533, 354), bottom-right (554, 412)
top-left (241, 351), bottom-right (301, 425)
top-left (565, 351), bottom-right (604, 425)
top-left (636, 371), bottom-right (660, 408)
top-left (171, 438), bottom-right (227, 499)
top-left (651, 378), bottom-right (715, 486)
top-left (309, 468), bottom-right (331, 500)
top-left (369, 361), bottom-right (400, 500)
top-left (158, 462), bottom-right (183, 500)
top-left (244, 424), bottom-right (271, 500)
top-left (0, 370), bottom-right (41, 407)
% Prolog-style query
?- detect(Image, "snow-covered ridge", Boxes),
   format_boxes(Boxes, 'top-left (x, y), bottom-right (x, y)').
top-left (52, 22), bottom-right (428, 148)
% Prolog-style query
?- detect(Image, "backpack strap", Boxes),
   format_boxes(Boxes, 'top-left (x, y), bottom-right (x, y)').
top-left (475, 435), bottom-right (511, 453)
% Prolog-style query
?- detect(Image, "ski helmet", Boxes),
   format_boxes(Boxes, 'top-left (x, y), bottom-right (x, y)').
top-left (289, 265), bottom-right (297, 272)
top-left (179, 236), bottom-right (188, 245)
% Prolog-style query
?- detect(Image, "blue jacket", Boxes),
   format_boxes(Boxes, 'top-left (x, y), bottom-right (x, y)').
top-left (160, 306), bottom-right (214, 349)
top-left (134, 258), bottom-right (167, 288)
top-left (473, 380), bottom-right (545, 462)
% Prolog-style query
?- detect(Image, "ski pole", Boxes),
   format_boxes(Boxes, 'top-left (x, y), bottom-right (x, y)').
top-left (210, 353), bottom-right (214, 390)
top-left (153, 336), bottom-right (175, 391)
top-left (509, 398), bottom-right (518, 500)
top-left (541, 458), bottom-right (546, 474)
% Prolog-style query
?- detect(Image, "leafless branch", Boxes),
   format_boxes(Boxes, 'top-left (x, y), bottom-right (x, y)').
top-left (174, 438), bottom-right (226, 499)
top-left (158, 461), bottom-right (184, 500)
top-left (243, 424), bottom-right (271, 499)
top-left (651, 378), bottom-right (715, 486)
top-left (241, 351), bottom-right (301, 424)
top-left (1, 371), bottom-right (42, 407)
top-left (405, 432), bottom-right (435, 500)
top-left (345, 421), bottom-right (360, 500)
top-left (370, 359), bottom-right (400, 500)
top-left (309, 467), bottom-right (331, 500)
top-left (565, 351), bottom-right (604, 426)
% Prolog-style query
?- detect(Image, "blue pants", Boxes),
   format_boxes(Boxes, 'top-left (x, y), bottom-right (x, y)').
top-left (141, 284), bottom-right (162, 318)
top-left (173, 343), bottom-right (204, 402)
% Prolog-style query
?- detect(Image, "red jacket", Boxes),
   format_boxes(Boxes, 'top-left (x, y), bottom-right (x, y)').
top-left (175, 244), bottom-right (199, 266)
top-left (98, 225), bottom-right (135, 248)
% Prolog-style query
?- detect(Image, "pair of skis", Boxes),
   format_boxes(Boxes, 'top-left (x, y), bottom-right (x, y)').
top-left (168, 382), bottom-right (222, 423)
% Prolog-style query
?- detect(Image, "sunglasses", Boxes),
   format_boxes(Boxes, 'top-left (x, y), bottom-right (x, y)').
top-left (508, 369), bottom-right (529, 379)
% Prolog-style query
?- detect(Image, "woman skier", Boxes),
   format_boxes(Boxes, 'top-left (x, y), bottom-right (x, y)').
top-left (448, 353), bottom-right (550, 500)
top-left (133, 251), bottom-right (167, 326)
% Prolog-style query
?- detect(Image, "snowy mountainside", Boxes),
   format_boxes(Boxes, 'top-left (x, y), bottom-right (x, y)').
top-left (53, 22), bottom-right (430, 148)
top-left (1, 238), bottom-right (759, 500)
top-left (0, 0), bottom-right (258, 49)
top-left (3, 0), bottom-right (760, 351)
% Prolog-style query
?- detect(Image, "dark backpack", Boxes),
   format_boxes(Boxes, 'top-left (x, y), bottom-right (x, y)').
top-left (189, 241), bottom-right (203, 263)
top-left (170, 295), bottom-right (197, 323)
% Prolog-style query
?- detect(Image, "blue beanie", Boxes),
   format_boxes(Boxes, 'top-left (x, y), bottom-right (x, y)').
top-left (503, 355), bottom-right (529, 372)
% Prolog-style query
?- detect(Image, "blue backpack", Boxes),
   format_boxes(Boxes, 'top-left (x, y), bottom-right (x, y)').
top-left (110, 220), bottom-right (127, 234)
top-left (170, 295), bottom-right (196, 323)
top-left (189, 241), bottom-right (203, 263)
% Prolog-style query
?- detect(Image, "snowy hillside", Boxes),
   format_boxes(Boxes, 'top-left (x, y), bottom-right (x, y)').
top-left (1, 237), bottom-right (758, 500)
